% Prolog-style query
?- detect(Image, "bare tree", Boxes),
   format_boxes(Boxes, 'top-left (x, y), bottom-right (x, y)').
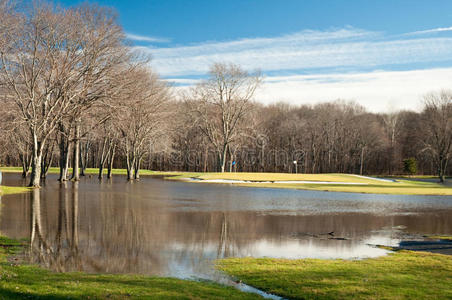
top-left (117, 67), bottom-right (171, 180)
top-left (186, 63), bottom-right (261, 172)
top-left (421, 91), bottom-right (452, 182)
top-left (0, 2), bottom-right (126, 186)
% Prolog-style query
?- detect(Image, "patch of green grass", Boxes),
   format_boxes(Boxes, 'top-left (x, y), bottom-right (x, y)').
top-left (0, 186), bottom-right (31, 196)
top-left (217, 251), bottom-right (452, 299)
top-left (0, 236), bottom-right (259, 299)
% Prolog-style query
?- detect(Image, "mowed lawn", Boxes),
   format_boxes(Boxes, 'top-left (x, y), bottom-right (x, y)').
top-left (217, 250), bottom-right (452, 300)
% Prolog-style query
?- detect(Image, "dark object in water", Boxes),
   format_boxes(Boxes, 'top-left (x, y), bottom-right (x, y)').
top-left (397, 240), bottom-right (452, 255)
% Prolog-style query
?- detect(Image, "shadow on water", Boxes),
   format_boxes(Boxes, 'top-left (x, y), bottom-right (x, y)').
top-left (0, 173), bottom-right (452, 282)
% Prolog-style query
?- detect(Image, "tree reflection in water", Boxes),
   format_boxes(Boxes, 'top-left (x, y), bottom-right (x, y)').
top-left (30, 182), bottom-right (81, 272)
top-left (0, 174), bottom-right (449, 278)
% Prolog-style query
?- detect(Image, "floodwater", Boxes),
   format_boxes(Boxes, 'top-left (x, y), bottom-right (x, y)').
top-left (1, 173), bottom-right (451, 280)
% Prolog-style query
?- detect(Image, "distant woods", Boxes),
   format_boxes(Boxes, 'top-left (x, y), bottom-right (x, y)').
top-left (1, 0), bottom-right (452, 185)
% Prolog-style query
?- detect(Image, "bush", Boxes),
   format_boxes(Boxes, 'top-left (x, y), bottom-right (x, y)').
top-left (403, 157), bottom-right (417, 175)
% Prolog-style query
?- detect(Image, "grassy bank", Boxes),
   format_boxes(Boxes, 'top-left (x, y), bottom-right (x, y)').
top-left (0, 236), bottom-right (258, 299)
top-left (2, 167), bottom-right (451, 195)
top-left (217, 250), bottom-right (452, 299)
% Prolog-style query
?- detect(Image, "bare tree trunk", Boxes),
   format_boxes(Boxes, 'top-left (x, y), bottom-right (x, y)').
top-left (98, 138), bottom-right (109, 180)
top-left (134, 157), bottom-right (141, 180)
top-left (72, 122), bottom-right (81, 181)
top-left (360, 146), bottom-right (366, 175)
top-left (126, 153), bottom-right (135, 181)
top-left (107, 144), bottom-right (116, 179)
top-left (59, 142), bottom-right (72, 182)
top-left (228, 146), bottom-right (234, 173)
top-left (29, 133), bottom-right (43, 188)
top-left (438, 156), bottom-right (448, 183)
top-left (29, 152), bottom-right (43, 187)
top-left (203, 146), bottom-right (208, 172)
top-left (219, 144), bottom-right (227, 173)
top-left (19, 153), bottom-right (28, 178)
top-left (58, 124), bottom-right (71, 182)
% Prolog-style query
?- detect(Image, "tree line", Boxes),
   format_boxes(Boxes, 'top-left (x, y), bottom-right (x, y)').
top-left (1, 0), bottom-right (451, 186)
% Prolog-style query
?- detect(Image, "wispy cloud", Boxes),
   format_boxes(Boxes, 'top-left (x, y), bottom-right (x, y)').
top-left (133, 27), bottom-right (452, 77)
top-left (140, 27), bottom-right (452, 111)
top-left (126, 33), bottom-right (170, 43)
top-left (407, 26), bottom-right (452, 35)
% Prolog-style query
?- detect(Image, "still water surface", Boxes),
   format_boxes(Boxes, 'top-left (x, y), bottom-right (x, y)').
top-left (1, 173), bottom-right (451, 280)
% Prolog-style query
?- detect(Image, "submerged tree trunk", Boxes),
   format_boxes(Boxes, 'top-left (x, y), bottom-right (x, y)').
top-left (97, 137), bottom-right (110, 180)
top-left (41, 141), bottom-right (55, 179)
top-left (133, 156), bottom-right (141, 180)
top-left (29, 133), bottom-right (43, 187)
top-left (107, 144), bottom-right (116, 179)
top-left (72, 123), bottom-right (81, 181)
top-left (80, 141), bottom-right (90, 177)
top-left (126, 157), bottom-right (135, 181)
top-left (58, 124), bottom-right (72, 182)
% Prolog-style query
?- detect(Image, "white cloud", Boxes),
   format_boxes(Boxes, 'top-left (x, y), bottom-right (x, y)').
top-left (407, 26), bottom-right (452, 35)
top-left (126, 33), bottom-right (169, 43)
top-left (254, 68), bottom-right (452, 112)
top-left (137, 27), bottom-right (452, 77)
top-left (170, 68), bottom-right (452, 113)
top-left (141, 27), bottom-right (452, 111)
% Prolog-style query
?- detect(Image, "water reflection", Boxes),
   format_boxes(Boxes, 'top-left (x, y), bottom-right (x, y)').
top-left (1, 173), bottom-right (451, 278)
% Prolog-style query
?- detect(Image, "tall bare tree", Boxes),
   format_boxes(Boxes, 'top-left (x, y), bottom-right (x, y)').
top-left (117, 67), bottom-right (171, 180)
top-left (186, 63), bottom-right (261, 172)
top-left (0, 2), bottom-right (126, 186)
top-left (421, 91), bottom-right (452, 182)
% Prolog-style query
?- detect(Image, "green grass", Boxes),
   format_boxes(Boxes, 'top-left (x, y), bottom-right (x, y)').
top-left (427, 235), bottom-right (452, 240)
top-left (217, 251), bottom-right (452, 299)
top-left (0, 236), bottom-right (258, 299)
top-left (0, 186), bottom-right (31, 196)
top-left (2, 167), bottom-right (451, 195)
top-left (169, 172), bottom-right (452, 195)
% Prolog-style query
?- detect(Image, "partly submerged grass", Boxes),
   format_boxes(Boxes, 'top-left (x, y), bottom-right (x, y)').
top-left (427, 235), bottom-right (452, 240)
top-left (170, 172), bottom-right (452, 195)
top-left (0, 167), bottom-right (157, 176)
top-left (0, 236), bottom-right (258, 299)
top-left (0, 186), bottom-right (31, 196)
top-left (2, 167), bottom-right (451, 195)
top-left (242, 181), bottom-right (452, 195)
top-left (217, 251), bottom-right (452, 300)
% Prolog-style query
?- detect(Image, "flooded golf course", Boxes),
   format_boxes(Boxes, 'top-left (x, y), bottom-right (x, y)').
top-left (1, 173), bottom-right (451, 281)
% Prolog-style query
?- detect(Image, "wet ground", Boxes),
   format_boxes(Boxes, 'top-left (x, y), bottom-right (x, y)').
top-left (0, 173), bottom-right (451, 280)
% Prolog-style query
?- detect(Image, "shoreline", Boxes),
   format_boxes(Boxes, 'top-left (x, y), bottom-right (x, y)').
top-left (1, 168), bottom-right (452, 196)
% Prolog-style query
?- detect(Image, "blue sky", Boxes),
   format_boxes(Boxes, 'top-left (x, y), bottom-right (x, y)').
top-left (60, 0), bottom-right (452, 111)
